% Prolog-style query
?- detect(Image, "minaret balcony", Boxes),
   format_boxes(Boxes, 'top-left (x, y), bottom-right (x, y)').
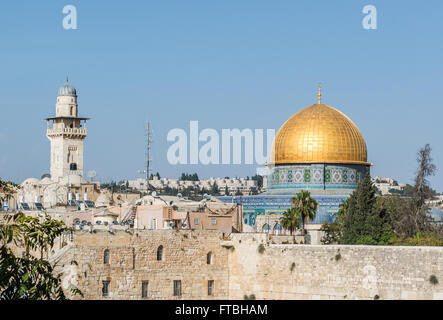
top-left (47, 127), bottom-right (87, 137)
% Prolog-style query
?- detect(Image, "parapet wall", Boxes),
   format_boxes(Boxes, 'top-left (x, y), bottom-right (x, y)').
top-left (54, 230), bottom-right (443, 300)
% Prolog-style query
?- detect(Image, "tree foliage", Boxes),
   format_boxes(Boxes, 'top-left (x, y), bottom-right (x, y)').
top-left (280, 208), bottom-right (300, 235)
top-left (0, 212), bottom-right (82, 299)
top-left (180, 173), bottom-right (199, 181)
top-left (0, 179), bottom-right (19, 203)
top-left (251, 175), bottom-right (263, 189)
top-left (323, 144), bottom-right (441, 246)
top-left (320, 222), bottom-right (341, 245)
top-left (291, 190), bottom-right (318, 235)
top-left (414, 144), bottom-right (437, 207)
top-left (337, 170), bottom-right (394, 245)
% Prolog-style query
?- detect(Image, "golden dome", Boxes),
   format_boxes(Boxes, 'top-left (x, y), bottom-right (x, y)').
top-left (271, 103), bottom-right (369, 165)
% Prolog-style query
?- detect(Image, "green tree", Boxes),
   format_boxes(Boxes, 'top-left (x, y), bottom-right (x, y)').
top-left (338, 170), bottom-right (393, 245)
top-left (251, 175), bottom-right (263, 189)
top-left (391, 144), bottom-right (437, 238)
top-left (291, 190), bottom-right (318, 235)
top-left (209, 182), bottom-right (219, 196)
top-left (0, 212), bottom-right (82, 299)
top-left (320, 222), bottom-right (341, 244)
top-left (0, 179), bottom-right (19, 209)
top-left (280, 208), bottom-right (300, 235)
top-left (180, 173), bottom-right (199, 181)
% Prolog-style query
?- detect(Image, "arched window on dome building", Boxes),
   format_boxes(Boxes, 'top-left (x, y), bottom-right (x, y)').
top-left (273, 223), bottom-right (283, 235)
top-left (262, 223), bottom-right (270, 233)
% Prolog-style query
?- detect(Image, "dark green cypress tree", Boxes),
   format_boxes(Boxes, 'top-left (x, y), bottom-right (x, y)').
top-left (339, 169), bottom-right (393, 245)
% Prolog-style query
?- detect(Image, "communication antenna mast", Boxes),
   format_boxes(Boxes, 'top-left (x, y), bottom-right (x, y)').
top-left (145, 121), bottom-right (152, 194)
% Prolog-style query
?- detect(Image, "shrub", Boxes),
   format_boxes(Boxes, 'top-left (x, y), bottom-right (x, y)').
top-left (335, 253), bottom-right (341, 261)
top-left (290, 262), bottom-right (295, 272)
top-left (320, 222), bottom-right (341, 244)
top-left (390, 232), bottom-right (443, 247)
top-left (354, 235), bottom-right (379, 245)
top-left (258, 244), bottom-right (265, 254)
top-left (430, 275), bottom-right (438, 285)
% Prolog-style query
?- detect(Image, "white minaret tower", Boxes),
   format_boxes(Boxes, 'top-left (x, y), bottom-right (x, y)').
top-left (46, 78), bottom-right (89, 182)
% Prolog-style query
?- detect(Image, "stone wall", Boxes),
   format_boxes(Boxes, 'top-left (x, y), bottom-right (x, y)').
top-left (53, 230), bottom-right (443, 300)
top-left (54, 230), bottom-right (229, 300)
top-left (227, 233), bottom-right (443, 300)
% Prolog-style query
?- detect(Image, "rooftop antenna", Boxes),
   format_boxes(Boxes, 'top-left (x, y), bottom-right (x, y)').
top-left (87, 170), bottom-right (97, 182)
top-left (145, 121), bottom-right (152, 194)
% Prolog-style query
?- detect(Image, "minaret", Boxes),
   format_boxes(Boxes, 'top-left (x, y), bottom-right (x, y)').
top-left (46, 79), bottom-right (89, 182)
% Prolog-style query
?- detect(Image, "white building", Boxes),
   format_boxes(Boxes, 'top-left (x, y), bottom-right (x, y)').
top-left (15, 79), bottom-right (96, 209)
top-left (127, 176), bottom-right (259, 195)
top-left (372, 176), bottom-right (406, 195)
top-left (46, 78), bottom-right (89, 181)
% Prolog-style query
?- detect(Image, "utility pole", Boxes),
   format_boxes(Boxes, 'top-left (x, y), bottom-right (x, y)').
top-left (145, 121), bottom-right (152, 195)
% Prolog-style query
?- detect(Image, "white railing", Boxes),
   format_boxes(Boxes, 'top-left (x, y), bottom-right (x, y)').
top-left (47, 128), bottom-right (87, 135)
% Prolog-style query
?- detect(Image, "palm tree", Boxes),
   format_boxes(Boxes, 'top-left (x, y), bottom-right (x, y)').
top-left (280, 207), bottom-right (300, 235)
top-left (291, 190), bottom-right (318, 235)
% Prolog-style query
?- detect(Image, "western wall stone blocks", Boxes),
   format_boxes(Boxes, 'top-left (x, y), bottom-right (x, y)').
top-left (52, 230), bottom-right (443, 300)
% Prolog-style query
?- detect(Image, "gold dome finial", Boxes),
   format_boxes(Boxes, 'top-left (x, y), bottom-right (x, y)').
top-left (317, 82), bottom-right (322, 104)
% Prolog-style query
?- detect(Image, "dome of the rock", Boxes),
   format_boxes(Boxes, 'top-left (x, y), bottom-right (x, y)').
top-left (271, 103), bottom-right (369, 165)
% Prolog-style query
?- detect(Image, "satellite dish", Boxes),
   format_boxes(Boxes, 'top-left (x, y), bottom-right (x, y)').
top-left (151, 191), bottom-right (157, 197)
top-left (87, 170), bottom-right (97, 180)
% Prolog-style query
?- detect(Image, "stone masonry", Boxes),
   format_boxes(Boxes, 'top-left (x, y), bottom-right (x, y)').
top-left (53, 230), bottom-right (443, 300)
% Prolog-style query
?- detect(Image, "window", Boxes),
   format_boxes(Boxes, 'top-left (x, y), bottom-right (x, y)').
top-left (70, 106), bottom-right (74, 116)
top-left (70, 163), bottom-right (77, 171)
top-left (157, 245), bottom-right (163, 261)
top-left (173, 280), bottom-right (181, 296)
top-left (208, 280), bottom-right (214, 296)
top-left (151, 218), bottom-right (157, 230)
top-left (104, 249), bottom-right (110, 264)
top-left (102, 281), bottom-right (110, 297)
top-left (206, 252), bottom-right (213, 265)
top-left (194, 218), bottom-right (199, 225)
top-left (142, 281), bottom-right (148, 298)
top-left (211, 218), bottom-right (217, 225)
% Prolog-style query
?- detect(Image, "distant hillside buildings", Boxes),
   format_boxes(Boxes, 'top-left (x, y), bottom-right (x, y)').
top-left (127, 176), bottom-right (261, 196)
top-left (372, 176), bottom-right (406, 195)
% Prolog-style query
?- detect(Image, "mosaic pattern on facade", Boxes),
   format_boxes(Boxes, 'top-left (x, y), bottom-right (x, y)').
top-left (267, 164), bottom-right (365, 190)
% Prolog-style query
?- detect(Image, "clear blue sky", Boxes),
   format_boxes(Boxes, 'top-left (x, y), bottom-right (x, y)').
top-left (1, 0), bottom-right (442, 191)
